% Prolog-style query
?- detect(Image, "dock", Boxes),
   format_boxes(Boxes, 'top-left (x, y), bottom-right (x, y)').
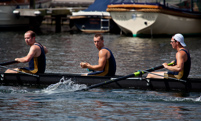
top-left (50, 0), bottom-right (94, 7)
top-left (13, 0), bottom-right (95, 32)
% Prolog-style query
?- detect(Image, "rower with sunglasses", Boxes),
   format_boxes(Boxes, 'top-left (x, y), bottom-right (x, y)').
top-left (146, 33), bottom-right (191, 80)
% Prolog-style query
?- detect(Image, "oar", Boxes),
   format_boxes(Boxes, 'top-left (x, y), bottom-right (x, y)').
top-left (0, 61), bottom-right (18, 66)
top-left (81, 63), bottom-right (174, 91)
top-left (0, 61), bottom-right (39, 77)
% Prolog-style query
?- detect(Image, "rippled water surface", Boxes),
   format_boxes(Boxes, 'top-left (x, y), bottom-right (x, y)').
top-left (0, 27), bottom-right (201, 120)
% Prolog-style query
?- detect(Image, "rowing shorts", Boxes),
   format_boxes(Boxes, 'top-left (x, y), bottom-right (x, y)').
top-left (164, 70), bottom-right (184, 79)
top-left (88, 70), bottom-right (105, 76)
top-left (18, 68), bottom-right (36, 74)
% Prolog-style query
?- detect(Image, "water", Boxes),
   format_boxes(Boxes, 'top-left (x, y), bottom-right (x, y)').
top-left (0, 27), bottom-right (201, 120)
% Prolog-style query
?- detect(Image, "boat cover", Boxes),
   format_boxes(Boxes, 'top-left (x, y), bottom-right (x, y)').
top-left (84, 0), bottom-right (110, 11)
top-left (110, 0), bottom-right (135, 4)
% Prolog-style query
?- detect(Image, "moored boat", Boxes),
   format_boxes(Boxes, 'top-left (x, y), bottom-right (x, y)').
top-left (70, 0), bottom-right (120, 33)
top-left (107, 0), bottom-right (201, 37)
top-left (0, 0), bottom-right (51, 29)
top-left (1, 73), bottom-right (201, 92)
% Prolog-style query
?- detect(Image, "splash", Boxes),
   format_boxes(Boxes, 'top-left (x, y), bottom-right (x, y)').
top-left (163, 96), bottom-right (201, 102)
top-left (0, 86), bottom-right (28, 94)
top-left (41, 76), bottom-right (87, 94)
top-left (162, 94), bottom-right (201, 103)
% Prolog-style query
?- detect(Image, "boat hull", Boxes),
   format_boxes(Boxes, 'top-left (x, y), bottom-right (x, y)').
top-left (110, 11), bottom-right (201, 37)
top-left (70, 11), bottom-right (120, 33)
top-left (107, 1), bottom-right (201, 37)
top-left (1, 73), bottom-right (201, 92)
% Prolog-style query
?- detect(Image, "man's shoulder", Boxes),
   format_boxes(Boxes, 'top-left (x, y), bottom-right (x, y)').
top-left (178, 49), bottom-right (189, 55)
top-left (101, 47), bottom-right (112, 53)
top-left (176, 49), bottom-right (188, 60)
top-left (30, 44), bottom-right (41, 53)
top-left (31, 44), bottom-right (40, 49)
top-left (100, 48), bottom-right (110, 53)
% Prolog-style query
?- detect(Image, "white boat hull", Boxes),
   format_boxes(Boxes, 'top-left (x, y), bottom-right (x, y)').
top-left (110, 11), bottom-right (201, 37)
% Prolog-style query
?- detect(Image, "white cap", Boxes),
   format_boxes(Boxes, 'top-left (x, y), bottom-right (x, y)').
top-left (173, 33), bottom-right (186, 47)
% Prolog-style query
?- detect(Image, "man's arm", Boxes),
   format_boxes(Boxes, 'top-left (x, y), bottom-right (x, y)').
top-left (43, 46), bottom-right (48, 54)
top-left (163, 51), bottom-right (185, 72)
top-left (80, 49), bottom-right (108, 71)
top-left (15, 45), bottom-right (38, 63)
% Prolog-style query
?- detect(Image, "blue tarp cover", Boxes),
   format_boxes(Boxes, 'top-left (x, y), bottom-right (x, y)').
top-left (84, 0), bottom-right (110, 11)
top-left (110, 0), bottom-right (135, 4)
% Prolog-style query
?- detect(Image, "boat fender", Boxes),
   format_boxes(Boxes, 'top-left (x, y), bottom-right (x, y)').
top-left (0, 74), bottom-right (4, 81)
top-left (146, 79), bottom-right (150, 86)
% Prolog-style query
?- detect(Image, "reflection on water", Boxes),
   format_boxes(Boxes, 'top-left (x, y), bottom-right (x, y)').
top-left (0, 87), bottom-right (200, 121)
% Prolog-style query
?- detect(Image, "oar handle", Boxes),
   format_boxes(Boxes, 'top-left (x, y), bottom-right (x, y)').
top-left (148, 62), bottom-right (174, 72)
top-left (134, 62), bottom-right (174, 76)
top-left (0, 61), bottom-right (18, 66)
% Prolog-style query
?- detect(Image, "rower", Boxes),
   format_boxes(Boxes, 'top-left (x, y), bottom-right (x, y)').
top-left (146, 33), bottom-right (191, 80)
top-left (80, 33), bottom-right (116, 76)
top-left (5, 30), bottom-right (48, 74)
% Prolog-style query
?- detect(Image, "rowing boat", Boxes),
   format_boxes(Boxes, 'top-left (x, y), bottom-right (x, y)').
top-left (0, 73), bottom-right (200, 92)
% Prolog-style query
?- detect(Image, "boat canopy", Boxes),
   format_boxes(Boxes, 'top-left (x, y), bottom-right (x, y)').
top-left (109, 0), bottom-right (201, 12)
top-left (84, 0), bottom-right (110, 12)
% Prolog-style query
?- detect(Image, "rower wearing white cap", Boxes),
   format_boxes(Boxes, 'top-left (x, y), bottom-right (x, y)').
top-left (147, 33), bottom-right (191, 80)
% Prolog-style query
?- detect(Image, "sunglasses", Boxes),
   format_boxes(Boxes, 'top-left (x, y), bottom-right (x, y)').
top-left (171, 39), bottom-right (177, 43)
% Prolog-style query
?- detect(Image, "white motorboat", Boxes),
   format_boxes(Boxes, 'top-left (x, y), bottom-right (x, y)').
top-left (70, 0), bottom-right (120, 33)
top-left (107, 0), bottom-right (201, 37)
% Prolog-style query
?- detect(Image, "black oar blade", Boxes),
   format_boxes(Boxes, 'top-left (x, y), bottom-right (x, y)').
top-left (0, 61), bottom-right (18, 66)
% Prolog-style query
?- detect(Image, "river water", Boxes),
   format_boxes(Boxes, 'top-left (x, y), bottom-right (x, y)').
top-left (0, 26), bottom-right (201, 120)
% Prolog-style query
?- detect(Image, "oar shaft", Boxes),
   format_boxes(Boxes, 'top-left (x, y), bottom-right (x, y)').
top-left (0, 60), bottom-right (39, 78)
top-left (134, 63), bottom-right (174, 76)
top-left (145, 63), bottom-right (173, 72)
top-left (87, 65), bottom-right (164, 89)
top-left (0, 61), bottom-right (18, 66)
top-left (86, 74), bottom-right (134, 90)
top-left (85, 63), bottom-right (174, 91)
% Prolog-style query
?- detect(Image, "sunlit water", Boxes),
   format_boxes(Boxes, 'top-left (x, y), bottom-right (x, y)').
top-left (0, 26), bottom-right (201, 120)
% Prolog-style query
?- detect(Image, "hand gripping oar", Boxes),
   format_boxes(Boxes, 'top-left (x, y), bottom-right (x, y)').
top-left (0, 61), bottom-right (18, 66)
top-left (81, 63), bottom-right (174, 91)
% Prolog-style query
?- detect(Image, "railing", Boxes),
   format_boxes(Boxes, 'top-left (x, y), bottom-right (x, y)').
top-left (109, 0), bottom-right (201, 12)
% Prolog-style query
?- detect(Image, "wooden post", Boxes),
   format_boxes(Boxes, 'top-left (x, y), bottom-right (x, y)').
top-left (163, 0), bottom-right (166, 6)
top-left (30, 0), bottom-right (35, 9)
top-left (191, 0), bottom-right (193, 12)
top-left (55, 16), bottom-right (61, 33)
